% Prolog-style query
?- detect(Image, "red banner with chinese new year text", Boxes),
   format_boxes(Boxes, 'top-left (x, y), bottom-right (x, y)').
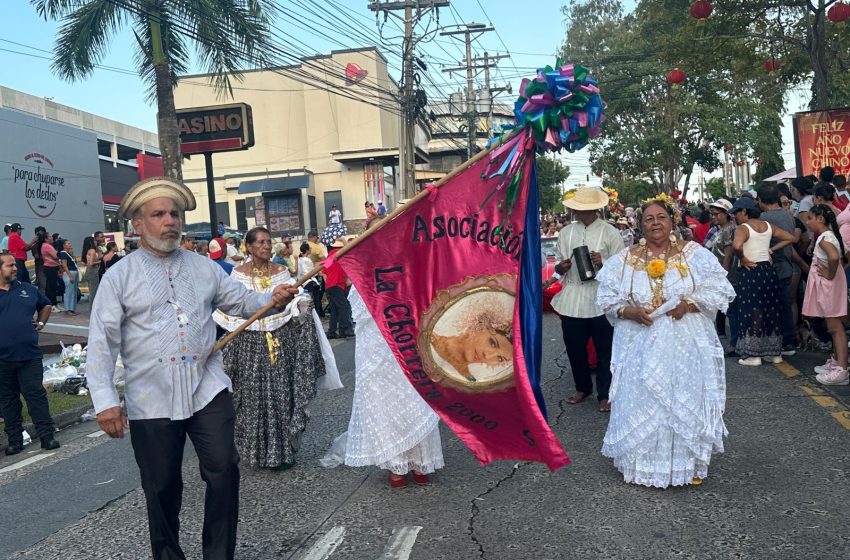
top-left (794, 107), bottom-right (850, 178)
top-left (333, 129), bottom-right (569, 470)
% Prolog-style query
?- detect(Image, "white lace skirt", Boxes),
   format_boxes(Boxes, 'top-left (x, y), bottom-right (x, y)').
top-left (341, 288), bottom-right (444, 475)
top-left (602, 312), bottom-right (727, 488)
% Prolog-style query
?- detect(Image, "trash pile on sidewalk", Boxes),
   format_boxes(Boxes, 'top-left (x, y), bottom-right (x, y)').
top-left (42, 343), bottom-right (126, 396)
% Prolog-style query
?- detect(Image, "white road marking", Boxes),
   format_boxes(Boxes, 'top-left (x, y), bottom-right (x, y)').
top-left (86, 430), bottom-right (106, 438)
top-left (377, 526), bottom-right (422, 559)
top-left (0, 452), bottom-right (56, 474)
top-left (300, 526), bottom-right (346, 560)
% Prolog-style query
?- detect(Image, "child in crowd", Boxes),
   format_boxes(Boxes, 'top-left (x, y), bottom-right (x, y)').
top-left (804, 205), bottom-right (849, 385)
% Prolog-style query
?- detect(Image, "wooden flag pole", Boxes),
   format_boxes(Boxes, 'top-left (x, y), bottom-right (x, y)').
top-left (211, 127), bottom-right (526, 353)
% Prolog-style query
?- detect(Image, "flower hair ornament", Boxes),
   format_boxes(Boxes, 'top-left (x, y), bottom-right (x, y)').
top-left (638, 193), bottom-right (684, 226)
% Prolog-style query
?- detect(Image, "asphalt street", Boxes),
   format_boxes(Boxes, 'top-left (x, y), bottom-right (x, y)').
top-left (2, 314), bottom-right (850, 560)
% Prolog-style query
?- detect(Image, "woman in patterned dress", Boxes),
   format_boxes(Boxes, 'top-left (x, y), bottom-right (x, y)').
top-left (213, 227), bottom-right (342, 469)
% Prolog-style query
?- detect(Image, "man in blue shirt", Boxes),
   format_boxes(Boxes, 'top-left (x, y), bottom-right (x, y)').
top-left (0, 253), bottom-right (60, 455)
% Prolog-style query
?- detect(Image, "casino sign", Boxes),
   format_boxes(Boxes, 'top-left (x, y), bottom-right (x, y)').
top-left (176, 103), bottom-right (255, 155)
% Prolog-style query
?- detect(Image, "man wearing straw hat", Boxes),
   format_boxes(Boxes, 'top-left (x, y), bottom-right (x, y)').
top-left (552, 186), bottom-right (624, 413)
top-left (85, 177), bottom-right (297, 560)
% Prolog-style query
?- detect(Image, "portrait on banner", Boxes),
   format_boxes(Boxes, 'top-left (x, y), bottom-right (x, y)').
top-left (419, 274), bottom-right (516, 393)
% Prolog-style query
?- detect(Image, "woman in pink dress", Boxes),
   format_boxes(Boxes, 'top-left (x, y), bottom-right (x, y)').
top-left (804, 205), bottom-right (849, 386)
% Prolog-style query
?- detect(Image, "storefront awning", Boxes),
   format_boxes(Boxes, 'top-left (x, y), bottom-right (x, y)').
top-left (237, 175), bottom-right (310, 194)
top-left (332, 146), bottom-right (429, 165)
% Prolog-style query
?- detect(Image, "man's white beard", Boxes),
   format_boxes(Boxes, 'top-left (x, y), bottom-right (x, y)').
top-left (143, 233), bottom-right (180, 253)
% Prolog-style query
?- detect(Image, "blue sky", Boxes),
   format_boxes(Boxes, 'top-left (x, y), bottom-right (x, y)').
top-left (3, 1), bottom-right (569, 130)
top-left (3, 1), bottom-right (802, 184)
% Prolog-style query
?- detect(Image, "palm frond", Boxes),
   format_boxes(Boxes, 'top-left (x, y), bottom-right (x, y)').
top-left (170, 0), bottom-right (276, 98)
top-left (31, 0), bottom-right (92, 20)
top-left (132, 10), bottom-right (189, 103)
top-left (49, 0), bottom-right (126, 81)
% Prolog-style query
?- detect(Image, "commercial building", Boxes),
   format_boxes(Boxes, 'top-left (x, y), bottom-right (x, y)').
top-left (0, 86), bottom-right (159, 242)
top-left (174, 47), bottom-right (429, 236)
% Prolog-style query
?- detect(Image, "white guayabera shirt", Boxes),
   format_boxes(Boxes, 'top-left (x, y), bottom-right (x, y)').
top-left (86, 247), bottom-right (273, 420)
top-left (551, 218), bottom-right (625, 319)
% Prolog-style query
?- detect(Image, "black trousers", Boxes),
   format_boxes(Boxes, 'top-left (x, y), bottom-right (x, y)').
top-left (129, 391), bottom-right (240, 560)
top-left (326, 286), bottom-right (353, 335)
top-left (44, 266), bottom-right (60, 305)
top-left (0, 358), bottom-right (55, 444)
top-left (305, 279), bottom-right (325, 317)
top-left (15, 259), bottom-right (30, 283)
top-left (560, 315), bottom-right (614, 401)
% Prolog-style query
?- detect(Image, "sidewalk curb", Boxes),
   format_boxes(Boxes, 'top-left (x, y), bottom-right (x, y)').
top-left (0, 401), bottom-right (94, 452)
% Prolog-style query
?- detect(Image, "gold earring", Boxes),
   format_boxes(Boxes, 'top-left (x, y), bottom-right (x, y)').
top-left (639, 237), bottom-right (646, 247)
top-left (669, 233), bottom-right (678, 246)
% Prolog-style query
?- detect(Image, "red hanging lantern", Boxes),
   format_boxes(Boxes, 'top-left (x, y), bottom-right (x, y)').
top-left (705, 167), bottom-right (716, 173)
top-left (689, 1), bottom-right (713, 22)
top-left (764, 58), bottom-right (781, 74)
top-left (736, 160), bottom-right (746, 167)
top-left (756, 158), bottom-right (765, 165)
top-left (828, 2), bottom-right (850, 26)
top-left (667, 68), bottom-right (686, 87)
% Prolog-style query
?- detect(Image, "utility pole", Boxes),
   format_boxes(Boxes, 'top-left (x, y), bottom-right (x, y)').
top-left (476, 51), bottom-right (510, 138)
top-left (441, 24), bottom-right (500, 160)
top-left (369, 1), bottom-right (448, 201)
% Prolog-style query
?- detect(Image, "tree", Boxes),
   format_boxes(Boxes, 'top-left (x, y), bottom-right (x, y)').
top-left (32, 0), bottom-right (275, 180)
top-left (705, 177), bottom-right (726, 201)
top-left (537, 154), bottom-right (571, 212)
top-left (560, 0), bottom-right (789, 195)
top-left (717, 0), bottom-right (850, 111)
top-left (604, 176), bottom-right (655, 207)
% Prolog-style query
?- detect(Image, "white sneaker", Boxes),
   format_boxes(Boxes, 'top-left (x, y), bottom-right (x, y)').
top-left (764, 356), bottom-right (783, 364)
top-left (739, 357), bottom-right (762, 366)
top-left (814, 357), bottom-right (836, 375)
top-left (815, 365), bottom-right (850, 386)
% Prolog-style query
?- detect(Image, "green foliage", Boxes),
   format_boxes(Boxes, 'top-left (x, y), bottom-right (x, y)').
top-left (705, 177), bottom-right (726, 201)
top-left (559, 0), bottom-right (821, 194)
top-left (604, 176), bottom-right (655, 207)
top-left (31, 0), bottom-right (275, 99)
top-left (536, 154), bottom-right (571, 212)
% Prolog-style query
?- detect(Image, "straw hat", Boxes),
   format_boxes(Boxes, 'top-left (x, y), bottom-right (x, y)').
top-left (563, 186), bottom-right (609, 211)
top-left (118, 176), bottom-right (196, 219)
top-left (330, 238), bottom-right (346, 248)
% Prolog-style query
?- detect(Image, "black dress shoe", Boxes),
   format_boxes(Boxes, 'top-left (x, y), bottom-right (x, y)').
top-left (326, 332), bottom-right (339, 339)
top-left (40, 437), bottom-right (60, 450)
top-left (341, 331), bottom-right (355, 338)
top-left (5, 442), bottom-right (23, 456)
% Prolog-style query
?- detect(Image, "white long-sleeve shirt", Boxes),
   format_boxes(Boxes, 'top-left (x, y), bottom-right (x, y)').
top-left (551, 218), bottom-right (625, 319)
top-left (86, 247), bottom-right (272, 420)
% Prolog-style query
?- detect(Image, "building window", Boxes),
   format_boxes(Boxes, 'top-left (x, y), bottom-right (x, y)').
top-left (364, 162), bottom-right (385, 203)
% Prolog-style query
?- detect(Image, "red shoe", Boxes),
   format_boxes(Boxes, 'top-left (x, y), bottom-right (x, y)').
top-left (388, 473), bottom-right (408, 488)
top-left (411, 471), bottom-right (430, 485)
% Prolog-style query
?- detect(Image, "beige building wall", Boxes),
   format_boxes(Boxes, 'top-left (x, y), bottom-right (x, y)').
top-left (173, 48), bottom-right (407, 235)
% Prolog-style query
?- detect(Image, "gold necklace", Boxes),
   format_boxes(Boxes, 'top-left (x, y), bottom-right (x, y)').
top-left (644, 243), bottom-right (671, 310)
top-left (251, 263), bottom-right (273, 290)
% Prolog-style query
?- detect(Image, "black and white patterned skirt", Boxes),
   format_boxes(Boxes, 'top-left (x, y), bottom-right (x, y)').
top-left (223, 315), bottom-right (325, 467)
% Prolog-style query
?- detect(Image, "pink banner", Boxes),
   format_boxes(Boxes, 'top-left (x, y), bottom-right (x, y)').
top-left (336, 131), bottom-right (569, 470)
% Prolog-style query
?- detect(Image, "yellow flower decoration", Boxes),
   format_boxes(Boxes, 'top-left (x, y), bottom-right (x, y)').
top-left (675, 263), bottom-right (689, 278)
top-left (646, 259), bottom-right (667, 278)
top-left (563, 190), bottom-right (577, 200)
top-left (641, 192), bottom-right (674, 206)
